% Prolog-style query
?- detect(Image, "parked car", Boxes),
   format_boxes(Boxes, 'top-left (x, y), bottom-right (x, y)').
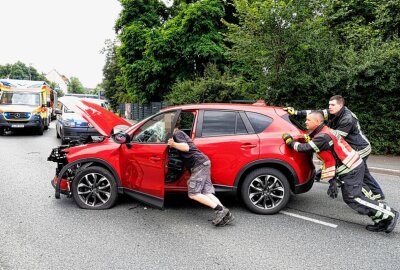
top-left (48, 99), bottom-right (315, 214)
top-left (55, 97), bottom-right (108, 144)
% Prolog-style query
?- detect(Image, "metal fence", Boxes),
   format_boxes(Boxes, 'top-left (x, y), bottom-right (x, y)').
top-left (119, 101), bottom-right (169, 121)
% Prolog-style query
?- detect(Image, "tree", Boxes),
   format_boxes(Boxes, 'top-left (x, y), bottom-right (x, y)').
top-left (0, 61), bottom-right (47, 81)
top-left (224, 0), bottom-right (341, 107)
top-left (115, 0), bottom-right (228, 103)
top-left (101, 39), bottom-right (126, 111)
top-left (67, 77), bottom-right (85, 94)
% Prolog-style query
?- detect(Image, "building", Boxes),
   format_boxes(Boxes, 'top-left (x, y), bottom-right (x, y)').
top-left (46, 69), bottom-right (69, 94)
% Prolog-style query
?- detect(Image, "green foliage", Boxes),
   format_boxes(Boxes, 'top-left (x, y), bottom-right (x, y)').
top-left (67, 77), bottom-right (85, 94)
top-left (115, 0), bottom-right (227, 103)
top-left (167, 64), bottom-right (257, 105)
top-left (0, 61), bottom-right (47, 81)
top-left (225, 0), bottom-right (340, 108)
top-left (107, 0), bottom-right (400, 154)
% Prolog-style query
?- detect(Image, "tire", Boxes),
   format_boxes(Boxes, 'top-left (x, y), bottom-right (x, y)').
top-left (60, 131), bottom-right (68, 144)
top-left (241, 168), bottom-right (290, 214)
top-left (72, 166), bottom-right (118, 210)
top-left (37, 123), bottom-right (44, 135)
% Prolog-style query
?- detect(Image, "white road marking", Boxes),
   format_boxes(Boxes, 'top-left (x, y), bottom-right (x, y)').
top-left (281, 210), bottom-right (338, 228)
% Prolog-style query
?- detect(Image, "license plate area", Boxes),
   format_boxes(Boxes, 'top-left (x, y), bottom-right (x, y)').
top-left (11, 124), bottom-right (24, 128)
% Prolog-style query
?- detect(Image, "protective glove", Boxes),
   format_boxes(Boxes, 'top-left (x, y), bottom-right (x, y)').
top-left (327, 178), bottom-right (339, 199)
top-left (283, 107), bottom-right (297, 116)
top-left (282, 133), bottom-right (294, 144)
top-left (303, 134), bottom-right (311, 142)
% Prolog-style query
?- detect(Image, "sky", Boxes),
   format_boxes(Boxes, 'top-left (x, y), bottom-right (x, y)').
top-left (0, 0), bottom-right (122, 88)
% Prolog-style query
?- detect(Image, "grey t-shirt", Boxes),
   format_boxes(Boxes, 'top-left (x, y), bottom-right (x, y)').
top-left (173, 130), bottom-right (208, 170)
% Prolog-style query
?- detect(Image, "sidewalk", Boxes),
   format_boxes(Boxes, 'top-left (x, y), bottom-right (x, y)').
top-left (314, 155), bottom-right (400, 177)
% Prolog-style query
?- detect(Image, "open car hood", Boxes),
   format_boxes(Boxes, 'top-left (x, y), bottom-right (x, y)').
top-left (59, 97), bottom-right (131, 136)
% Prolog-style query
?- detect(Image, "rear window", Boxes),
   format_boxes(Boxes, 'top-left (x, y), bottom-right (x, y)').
top-left (245, 112), bottom-right (272, 133)
top-left (282, 114), bottom-right (307, 131)
top-left (201, 110), bottom-right (248, 137)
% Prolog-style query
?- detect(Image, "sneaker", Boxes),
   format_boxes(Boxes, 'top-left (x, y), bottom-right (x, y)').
top-left (385, 210), bottom-right (399, 233)
top-left (217, 211), bottom-right (235, 227)
top-left (366, 221), bottom-right (387, 232)
top-left (212, 207), bottom-right (229, 226)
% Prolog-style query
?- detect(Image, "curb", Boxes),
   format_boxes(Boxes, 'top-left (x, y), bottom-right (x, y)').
top-left (369, 167), bottom-right (400, 177)
top-left (313, 160), bottom-right (400, 177)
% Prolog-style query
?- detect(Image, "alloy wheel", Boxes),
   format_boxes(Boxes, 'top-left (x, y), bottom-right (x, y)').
top-left (247, 174), bottom-right (285, 210)
top-left (77, 172), bottom-right (112, 207)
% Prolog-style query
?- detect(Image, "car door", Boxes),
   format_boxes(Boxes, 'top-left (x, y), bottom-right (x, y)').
top-left (120, 110), bottom-right (180, 209)
top-left (194, 110), bottom-right (260, 187)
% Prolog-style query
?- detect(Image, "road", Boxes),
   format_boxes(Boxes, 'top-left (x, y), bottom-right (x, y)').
top-left (0, 123), bottom-right (399, 270)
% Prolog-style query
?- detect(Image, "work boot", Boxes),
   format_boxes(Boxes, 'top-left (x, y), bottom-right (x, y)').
top-left (385, 210), bottom-right (399, 234)
top-left (366, 221), bottom-right (387, 232)
top-left (212, 207), bottom-right (229, 226)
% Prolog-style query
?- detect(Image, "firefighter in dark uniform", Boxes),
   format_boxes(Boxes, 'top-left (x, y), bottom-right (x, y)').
top-left (285, 95), bottom-right (384, 200)
top-left (282, 111), bottom-right (398, 232)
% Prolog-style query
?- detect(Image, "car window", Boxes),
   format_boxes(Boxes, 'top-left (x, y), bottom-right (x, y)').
top-left (132, 111), bottom-right (178, 143)
top-left (179, 111), bottom-right (195, 137)
top-left (245, 112), bottom-right (273, 133)
top-left (201, 110), bottom-right (248, 137)
top-left (63, 105), bottom-right (74, 113)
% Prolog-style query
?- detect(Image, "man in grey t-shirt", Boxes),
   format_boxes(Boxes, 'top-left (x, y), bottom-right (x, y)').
top-left (167, 118), bottom-right (234, 226)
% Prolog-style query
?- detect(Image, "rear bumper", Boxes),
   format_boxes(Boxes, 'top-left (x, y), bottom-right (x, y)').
top-left (293, 170), bottom-right (315, 194)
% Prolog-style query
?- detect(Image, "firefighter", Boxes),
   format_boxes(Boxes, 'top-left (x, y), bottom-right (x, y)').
top-left (282, 111), bottom-right (398, 233)
top-left (284, 95), bottom-right (384, 201)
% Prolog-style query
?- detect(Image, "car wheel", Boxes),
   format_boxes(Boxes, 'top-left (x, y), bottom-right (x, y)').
top-left (241, 168), bottom-right (290, 214)
top-left (37, 123), bottom-right (44, 135)
top-left (72, 166), bottom-right (118, 210)
top-left (60, 131), bottom-right (68, 144)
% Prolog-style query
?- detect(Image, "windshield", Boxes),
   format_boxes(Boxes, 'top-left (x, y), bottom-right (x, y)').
top-left (0, 92), bottom-right (40, 106)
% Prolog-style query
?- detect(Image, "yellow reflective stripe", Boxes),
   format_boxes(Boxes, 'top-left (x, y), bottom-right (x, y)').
top-left (322, 109), bottom-right (329, 120)
top-left (358, 145), bottom-right (371, 158)
top-left (309, 141), bottom-right (320, 152)
top-left (338, 130), bottom-right (348, 137)
top-left (362, 187), bottom-right (374, 199)
top-left (354, 198), bottom-right (395, 218)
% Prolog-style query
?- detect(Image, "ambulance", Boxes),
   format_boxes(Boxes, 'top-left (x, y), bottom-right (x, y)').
top-left (0, 79), bottom-right (56, 135)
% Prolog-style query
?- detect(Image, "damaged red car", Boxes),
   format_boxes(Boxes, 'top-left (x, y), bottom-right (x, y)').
top-left (48, 99), bottom-right (315, 214)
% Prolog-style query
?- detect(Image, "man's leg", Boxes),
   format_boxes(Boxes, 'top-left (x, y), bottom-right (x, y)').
top-left (340, 163), bottom-right (397, 232)
top-left (362, 156), bottom-right (384, 199)
top-left (188, 193), bottom-right (218, 208)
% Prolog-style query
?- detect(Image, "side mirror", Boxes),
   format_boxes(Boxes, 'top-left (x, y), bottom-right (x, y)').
top-left (55, 109), bottom-right (62, 115)
top-left (112, 132), bottom-right (131, 144)
top-left (112, 125), bottom-right (130, 135)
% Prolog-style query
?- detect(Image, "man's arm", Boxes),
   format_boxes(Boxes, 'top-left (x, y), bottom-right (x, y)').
top-left (333, 112), bottom-right (354, 138)
top-left (284, 107), bottom-right (329, 120)
top-left (168, 138), bottom-right (189, 152)
top-left (284, 134), bottom-right (332, 153)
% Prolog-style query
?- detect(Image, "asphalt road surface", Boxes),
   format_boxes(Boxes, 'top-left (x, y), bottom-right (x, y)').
top-left (0, 122), bottom-right (399, 270)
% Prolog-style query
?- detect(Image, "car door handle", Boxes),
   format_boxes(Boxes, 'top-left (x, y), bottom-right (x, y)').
top-left (240, 144), bottom-right (257, 149)
top-left (150, 156), bottom-right (161, 161)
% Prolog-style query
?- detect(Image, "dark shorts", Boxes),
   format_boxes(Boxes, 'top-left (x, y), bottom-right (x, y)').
top-left (188, 160), bottom-right (215, 195)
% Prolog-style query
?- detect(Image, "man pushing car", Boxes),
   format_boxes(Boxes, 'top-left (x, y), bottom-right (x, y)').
top-left (282, 111), bottom-right (398, 233)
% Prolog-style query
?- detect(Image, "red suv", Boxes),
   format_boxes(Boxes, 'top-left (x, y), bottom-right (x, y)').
top-left (48, 99), bottom-right (315, 214)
